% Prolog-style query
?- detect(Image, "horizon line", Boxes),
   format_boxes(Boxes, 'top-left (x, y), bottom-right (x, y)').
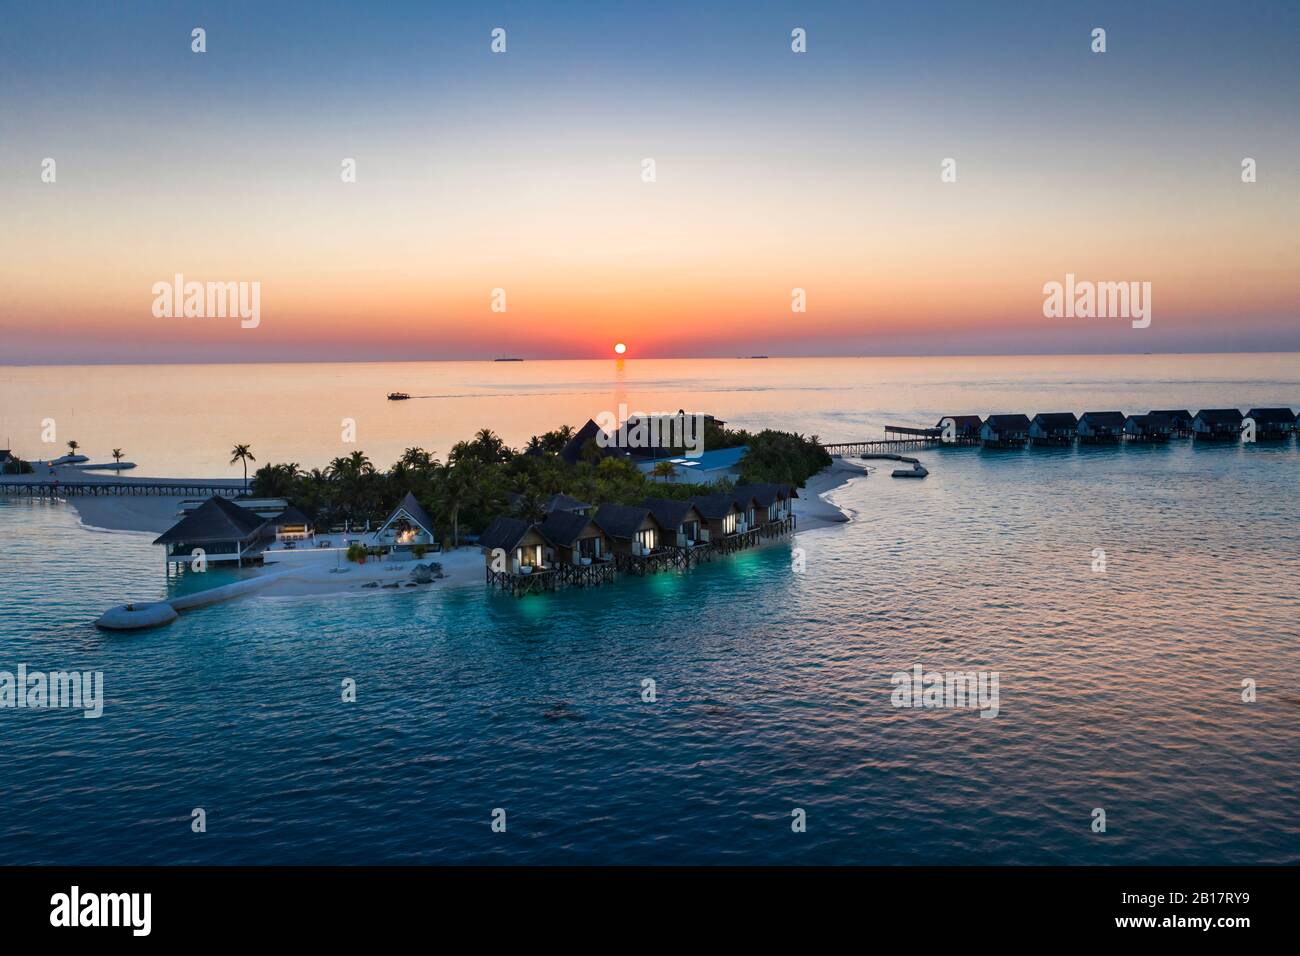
top-left (5, 347), bottom-right (1300, 368)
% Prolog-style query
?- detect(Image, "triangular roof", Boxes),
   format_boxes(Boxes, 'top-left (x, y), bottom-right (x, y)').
top-left (1032, 412), bottom-right (1079, 428)
top-left (1245, 407), bottom-right (1296, 424)
top-left (1195, 408), bottom-right (1244, 425)
top-left (642, 497), bottom-right (704, 530)
top-left (984, 414), bottom-right (1032, 430)
top-left (560, 419), bottom-right (614, 465)
top-left (1150, 409), bottom-right (1193, 422)
top-left (1126, 413), bottom-right (1173, 429)
top-left (538, 511), bottom-right (602, 548)
top-left (272, 505), bottom-right (312, 526)
top-left (478, 516), bottom-right (535, 552)
top-left (1081, 411), bottom-right (1127, 428)
top-left (593, 503), bottom-right (662, 540)
top-left (376, 492), bottom-right (436, 537)
top-left (153, 495), bottom-right (267, 545)
top-left (732, 482), bottom-right (797, 507)
top-left (691, 493), bottom-right (743, 520)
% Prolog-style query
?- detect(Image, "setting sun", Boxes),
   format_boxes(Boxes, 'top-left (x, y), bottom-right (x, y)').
top-left (614, 343), bottom-right (627, 355)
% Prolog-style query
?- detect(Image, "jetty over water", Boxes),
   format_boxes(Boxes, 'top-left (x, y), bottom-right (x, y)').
top-left (0, 479), bottom-right (242, 498)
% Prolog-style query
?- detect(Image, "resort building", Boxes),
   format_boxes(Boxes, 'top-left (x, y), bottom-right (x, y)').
top-left (979, 415), bottom-right (1031, 448)
top-left (691, 493), bottom-right (745, 539)
top-left (538, 511), bottom-right (616, 585)
top-left (637, 445), bottom-right (748, 482)
top-left (539, 510), bottom-right (609, 564)
top-left (179, 495), bottom-right (286, 517)
top-left (732, 483), bottom-right (798, 530)
top-left (479, 516), bottom-right (551, 572)
top-left (1150, 410), bottom-right (1194, 436)
top-left (559, 419), bottom-right (627, 466)
top-left (1077, 411), bottom-right (1127, 444)
top-left (593, 504), bottom-right (666, 558)
top-left (269, 506), bottom-right (315, 547)
top-left (1123, 413), bottom-right (1174, 442)
top-left (934, 415), bottom-right (983, 441)
top-left (1192, 408), bottom-right (1245, 441)
top-left (642, 498), bottom-right (708, 546)
top-left (371, 492), bottom-right (437, 552)
top-left (1028, 413), bottom-right (1079, 446)
top-left (153, 495), bottom-right (269, 567)
top-left (1244, 407), bottom-right (1297, 439)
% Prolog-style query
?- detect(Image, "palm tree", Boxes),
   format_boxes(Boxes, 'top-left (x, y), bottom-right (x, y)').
top-left (66, 440), bottom-right (80, 456)
top-left (230, 443), bottom-right (255, 492)
top-left (111, 448), bottom-right (124, 469)
top-left (651, 461), bottom-right (678, 481)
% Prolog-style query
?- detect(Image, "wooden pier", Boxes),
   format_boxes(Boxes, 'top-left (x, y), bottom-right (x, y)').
top-left (0, 480), bottom-right (242, 498)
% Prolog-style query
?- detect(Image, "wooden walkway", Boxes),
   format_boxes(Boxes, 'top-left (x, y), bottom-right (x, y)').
top-left (0, 480), bottom-right (242, 498)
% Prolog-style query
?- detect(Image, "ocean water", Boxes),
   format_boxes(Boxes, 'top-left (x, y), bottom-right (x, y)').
top-left (2, 356), bottom-right (1299, 864)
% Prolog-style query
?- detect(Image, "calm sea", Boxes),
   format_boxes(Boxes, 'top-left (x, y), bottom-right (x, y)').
top-left (2, 355), bottom-right (1299, 864)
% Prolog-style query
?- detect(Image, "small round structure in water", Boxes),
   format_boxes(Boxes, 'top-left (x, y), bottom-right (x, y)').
top-left (95, 601), bottom-right (178, 631)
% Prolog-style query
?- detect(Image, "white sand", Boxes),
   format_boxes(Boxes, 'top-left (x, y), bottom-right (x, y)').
top-left (70, 495), bottom-right (187, 534)
top-left (256, 545), bottom-right (483, 597)
top-left (791, 457), bottom-right (868, 531)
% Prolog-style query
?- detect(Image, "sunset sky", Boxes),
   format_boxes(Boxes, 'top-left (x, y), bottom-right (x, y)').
top-left (1, 1), bottom-right (1298, 363)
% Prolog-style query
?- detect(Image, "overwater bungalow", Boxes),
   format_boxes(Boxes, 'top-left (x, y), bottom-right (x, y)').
top-left (153, 495), bottom-right (269, 568)
top-left (1123, 413), bottom-right (1173, 442)
top-left (732, 483), bottom-right (798, 534)
top-left (593, 503), bottom-right (670, 573)
top-left (642, 498), bottom-right (706, 546)
top-left (371, 492), bottom-right (437, 552)
top-left (1028, 413), bottom-right (1079, 446)
top-left (979, 414), bottom-right (1031, 448)
top-left (537, 511), bottom-right (615, 585)
top-left (691, 492), bottom-right (761, 551)
top-left (1244, 407), bottom-right (1297, 440)
top-left (1150, 409), bottom-right (1194, 437)
top-left (1192, 408), bottom-right (1244, 441)
top-left (642, 498), bottom-right (713, 567)
top-left (691, 493), bottom-right (745, 541)
top-left (1077, 411), bottom-right (1126, 444)
top-left (479, 516), bottom-right (556, 593)
top-left (934, 415), bottom-right (983, 442)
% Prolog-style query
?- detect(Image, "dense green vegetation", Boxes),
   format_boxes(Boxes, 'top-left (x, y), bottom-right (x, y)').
top-left (250, 421), bottom-right (829, 548)
top-left (1, 457), bottom-right (35, 475)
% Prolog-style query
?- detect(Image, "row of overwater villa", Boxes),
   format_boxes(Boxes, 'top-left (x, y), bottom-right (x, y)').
top-left (477, 486), bottom-right (798, 596)
top-left (935, 407), bottom-right (1299, 449)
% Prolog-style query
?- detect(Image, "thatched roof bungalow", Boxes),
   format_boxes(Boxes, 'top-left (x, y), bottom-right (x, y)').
top-left (153, 495), bottom-right (269, 566)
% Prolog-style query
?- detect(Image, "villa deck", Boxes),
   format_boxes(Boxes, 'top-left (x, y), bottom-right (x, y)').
top-left (485, 566), bottom-right (560, 595)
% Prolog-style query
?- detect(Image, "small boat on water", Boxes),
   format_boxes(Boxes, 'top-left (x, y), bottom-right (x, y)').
top-left (892, 462), bottom-right (929, 479)
top-left (387, 392), bottom-right (411, 401)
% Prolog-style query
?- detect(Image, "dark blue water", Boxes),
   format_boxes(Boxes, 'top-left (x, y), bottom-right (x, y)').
top-left (3, 440), bottom-right (1300, 864)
